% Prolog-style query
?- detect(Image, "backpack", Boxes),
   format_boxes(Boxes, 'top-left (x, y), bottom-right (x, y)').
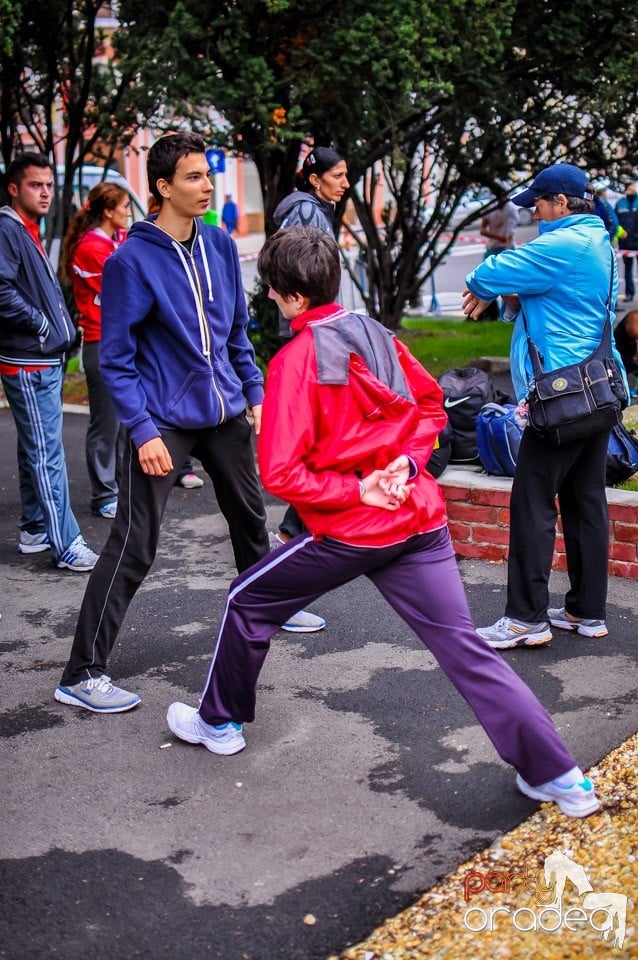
top-left (437, 366), bottom-right (508, 463)
top-left (606, 421), bottom-right (638, 486)
top-left (476, 403), bottom-right (523, 477)
top-left (426, 421), bottom-right (453, 479)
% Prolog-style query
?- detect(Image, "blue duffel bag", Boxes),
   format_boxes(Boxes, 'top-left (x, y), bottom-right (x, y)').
top-left (606, 421), bottom-right (638, 486)
top-left (476, 403), bottom-right (523, 477)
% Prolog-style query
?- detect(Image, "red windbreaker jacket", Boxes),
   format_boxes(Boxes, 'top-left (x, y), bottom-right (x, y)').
top-left (258, 304), bottom-right (448, 548)
top-left (71, 229), bottom-right (119, 341)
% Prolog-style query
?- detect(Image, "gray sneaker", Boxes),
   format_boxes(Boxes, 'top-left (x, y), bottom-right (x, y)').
top-left (19, 531), bottom-right (50, 554)
top-left (56, 535), bottom-right (98, 571)
top-left (54, 675), bottom-right (140, 713)
top-left (477, 616), bottom-right (552, 649)
top-left (547, 607), bottom-right (608, 638)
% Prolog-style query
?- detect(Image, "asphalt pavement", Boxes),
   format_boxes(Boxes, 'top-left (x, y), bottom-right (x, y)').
top-left (1, 401), bottom-right (637, 960)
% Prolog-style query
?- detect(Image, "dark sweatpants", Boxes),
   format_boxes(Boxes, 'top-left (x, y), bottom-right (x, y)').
top-left (198, 527), bottom-right (576, 788)
top-left (61, 415), bottom-right (268, 685)
top-left (506, 428), bottom-right (610, 623)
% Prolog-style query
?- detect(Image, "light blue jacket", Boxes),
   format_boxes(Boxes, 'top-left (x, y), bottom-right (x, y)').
top-left (465, 214), bottom-right (628, 400)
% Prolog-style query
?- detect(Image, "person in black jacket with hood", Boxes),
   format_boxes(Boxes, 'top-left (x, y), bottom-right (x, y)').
top-left (0, 153), bottom-right (98, 571)
top-left (270, 148), bottom-right (349, 555)
top-left (273, 147), bottom-right (348, 340)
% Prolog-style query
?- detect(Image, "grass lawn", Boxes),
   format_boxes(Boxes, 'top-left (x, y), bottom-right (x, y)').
top-left (399, 316), bottom-right (513, 377)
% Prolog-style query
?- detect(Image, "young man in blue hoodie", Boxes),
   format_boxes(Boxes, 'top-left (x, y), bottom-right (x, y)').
top-left (55, 133), bottom-right (320, 714)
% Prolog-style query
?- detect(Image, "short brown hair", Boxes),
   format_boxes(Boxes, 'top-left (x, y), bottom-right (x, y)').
top-left (147, 132), bottom-right (207, 203)
top-left (257, 226), bottom-right (341, 306)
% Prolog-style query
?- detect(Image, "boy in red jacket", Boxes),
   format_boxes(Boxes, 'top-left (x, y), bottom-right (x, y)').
top-left (167, 227), bottom-right (599, 818)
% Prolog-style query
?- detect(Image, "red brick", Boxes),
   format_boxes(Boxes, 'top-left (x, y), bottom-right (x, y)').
top-left (554, 535), bottom-right (565, 554)
top-left (613, 523), bottom-right (638, 545)
top-left (608, 502), bottom-right (638, 522)
top-left (441, 485), bottom-right (471, 501)
top-left (446, 502), bottom-right (499, 523)
top-left (448, 521), bottom-right (472, 542)
top-left (552, 554), bottom-right (568, 571)
top-left (497, 508), bottom-right (511, 525)
top-left (471, 488), bottom-right (511, 508)
top-left (454, 542), bottom-right (507, 562)
top-left (472, 524), bottom-right (511, 545)
top-left (608, 560), bottom-right (638, 579)
top-left (609, 541), bottom-right (638, 562)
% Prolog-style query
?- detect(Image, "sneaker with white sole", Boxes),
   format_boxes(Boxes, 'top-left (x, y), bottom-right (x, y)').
top-left (91, 500), bottom-right (117, 520)
top-left (166, 702), bottom-right (245, 755)
top-left (268, 532), bottom-right (326, 633)
top-left (56, 535), bottom-right (99, 572)
top-left (176, 473), bottom-right (204, 489)
top-left (54, 675), bottom-right (140, 713)
top-left (18, 531), bottom-right (50, 554)
top-left (516, 773), bottom-right (601, 817)
top-left (476, 616), bottom-right (552, 649)
top-left (547, 606), bottom-right (608, 638)
top-left (282, 610), bottom-right (326, 633)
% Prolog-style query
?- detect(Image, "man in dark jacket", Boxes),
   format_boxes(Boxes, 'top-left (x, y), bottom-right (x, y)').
top-left (55, 133), bottom-right (321, 715)
top-left (0, 153), bottom-right (98, 571)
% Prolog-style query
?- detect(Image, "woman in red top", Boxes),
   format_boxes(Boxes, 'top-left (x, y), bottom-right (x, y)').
top-left (61, 183), bottom-right (130, 518)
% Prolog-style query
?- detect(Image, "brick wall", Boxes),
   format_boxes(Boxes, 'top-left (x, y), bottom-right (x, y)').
top-left (439, 467), bottom-right (638, 579)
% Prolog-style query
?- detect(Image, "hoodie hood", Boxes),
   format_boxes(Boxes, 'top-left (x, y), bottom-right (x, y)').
top-left (273, 192), bottom-right (335, 232)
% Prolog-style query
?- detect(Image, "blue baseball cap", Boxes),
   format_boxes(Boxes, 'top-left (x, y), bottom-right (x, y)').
top-left (512, 163), bottom-right (593, 207)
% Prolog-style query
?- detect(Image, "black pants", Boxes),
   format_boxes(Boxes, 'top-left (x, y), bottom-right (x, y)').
top-left (61, 415), bottom-right (268, 685)
top-left (622, 252), bottom-right (636, 299)
top-left (506, 427), bottom-right (610, 623)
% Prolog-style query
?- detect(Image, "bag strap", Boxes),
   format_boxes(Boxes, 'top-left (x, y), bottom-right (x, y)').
top-left (521, 249), bottom-right (616, 376)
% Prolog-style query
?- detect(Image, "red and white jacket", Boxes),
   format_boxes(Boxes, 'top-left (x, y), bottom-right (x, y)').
top-left (258, 304), bottom-right (448, 548)
top-left (71, 229), bottom-right (120, 342)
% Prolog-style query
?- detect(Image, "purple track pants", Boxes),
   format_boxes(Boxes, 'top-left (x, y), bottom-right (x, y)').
top-left (199, 526), bottom-right (576, 787)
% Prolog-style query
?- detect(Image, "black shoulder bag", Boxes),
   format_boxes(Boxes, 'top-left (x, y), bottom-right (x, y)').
top-left (522, 253), bottom-right (628, 445)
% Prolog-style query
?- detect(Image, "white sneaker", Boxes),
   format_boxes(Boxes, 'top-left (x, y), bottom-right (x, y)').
top-left (282, 610), bottom-right (326, 633)
top-left (56, 535), bottom-right (99, 572)
top-left (177, 473), bottom-right (204, 489)
top-left (268, 533), bottom-right (326, 633)
top-left (516, 773), bottom-right (601, 817)
top-left (19, 531), bottom-right (50, 554)
top-left (166, 702), bottom-right (245, 755)
top-left (477, 616), bottom-right (552, 649)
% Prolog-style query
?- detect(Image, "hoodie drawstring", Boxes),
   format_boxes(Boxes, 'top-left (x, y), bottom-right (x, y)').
top-left (198, 235), bottom-right (214, 302)
top-left (172, 241), bottom-right (211, 360)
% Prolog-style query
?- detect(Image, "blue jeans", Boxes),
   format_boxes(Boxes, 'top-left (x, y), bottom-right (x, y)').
top-left (2, 366), bottom-right (80, 560)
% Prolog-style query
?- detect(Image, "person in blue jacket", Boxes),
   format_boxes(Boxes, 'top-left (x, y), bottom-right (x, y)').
top-left (54, 133), bottom-right (316, 714)
top-left (462, 163), bottom-right (628, 651)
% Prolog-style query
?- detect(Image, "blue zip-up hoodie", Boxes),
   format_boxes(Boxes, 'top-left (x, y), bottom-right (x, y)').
top-left (100, 216), bottom-right (264, 449)
top-left (466, 214), bottom-right (628, 401)
top-left (0, 206), bottom-right (75, 365)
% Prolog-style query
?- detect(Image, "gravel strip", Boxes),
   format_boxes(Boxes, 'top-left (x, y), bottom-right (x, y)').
top-left (333, 733), bottom-right (637, 959)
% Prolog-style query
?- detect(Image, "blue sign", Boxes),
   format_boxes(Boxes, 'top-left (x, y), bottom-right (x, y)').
top-left (206, 148), bottom-right (226, 174)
